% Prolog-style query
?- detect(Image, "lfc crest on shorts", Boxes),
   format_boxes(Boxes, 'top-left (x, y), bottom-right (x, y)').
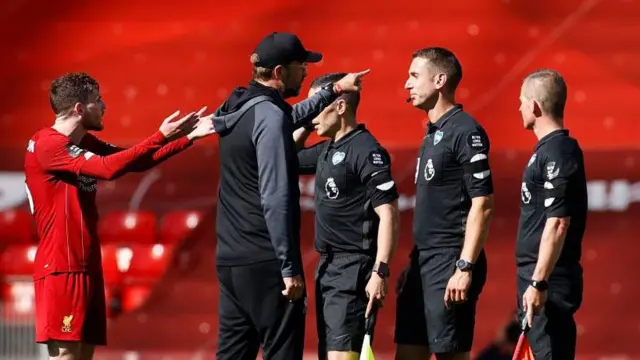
top-left (61, 314), bottom-right (73, 333)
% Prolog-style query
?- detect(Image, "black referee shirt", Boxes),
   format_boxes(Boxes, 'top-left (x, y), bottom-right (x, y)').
top-left (515, 129), bottom-right (587, 273)
top-left (298, 124), bottom-right (399, 255)
top-left (413, 105), bottom-right (494, 250)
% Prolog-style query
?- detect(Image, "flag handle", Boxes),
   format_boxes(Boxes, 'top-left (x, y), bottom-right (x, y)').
top-left (512, 317), bottom-right (532, 360)
top-left (365, 303), bottom-right (378, 335)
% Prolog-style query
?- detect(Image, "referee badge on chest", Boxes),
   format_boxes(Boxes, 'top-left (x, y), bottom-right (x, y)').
top-left (434, 130), bottom-right (444, 145)
top-left (325, 177), bottom-right (339, 199)
top-left (424, 158), bottom-right (435, 181)
top-left (332, 151), bottom-right (345, 165)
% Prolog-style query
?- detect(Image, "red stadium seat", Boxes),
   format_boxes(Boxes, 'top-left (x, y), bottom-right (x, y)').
top-left (124, 244), bottom-right (174, 282)
top-left (121, 283), bottom-right (152, 312)
top-left (98, 211), bottom-right (158, 245)
top-left (0, 280), bottom-right (36, 324)
top-left (159, 210), bottom-right (205, 245)
top-left (0, 244), bottom-right (37, 278)
top-left (0, 209), bottom-right (34, 246)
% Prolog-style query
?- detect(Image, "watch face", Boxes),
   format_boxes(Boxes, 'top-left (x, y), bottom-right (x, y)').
top-left (375, 263), bottom-right (389, 277)
top-left (532, 280), bottom-right (548, 290)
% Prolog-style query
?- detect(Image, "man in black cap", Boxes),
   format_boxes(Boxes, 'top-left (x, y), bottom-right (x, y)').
top-left (211, 32), bottom-right (370, 360)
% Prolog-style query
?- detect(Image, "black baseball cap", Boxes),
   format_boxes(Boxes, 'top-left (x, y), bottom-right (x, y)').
top-left (252, 32), bottom-right (323, 69)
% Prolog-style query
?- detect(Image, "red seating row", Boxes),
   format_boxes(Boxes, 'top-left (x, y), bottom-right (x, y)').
top-left (0, 209), bottom-right (206, 320)
top-left (0, 209), bottom-right (206, 245)
top-left (0, 243), bottom-right (175, 281)
top-left (1, 279), bottom-right (153, 323)
top-left (0, 242), bottom-right (175, 320)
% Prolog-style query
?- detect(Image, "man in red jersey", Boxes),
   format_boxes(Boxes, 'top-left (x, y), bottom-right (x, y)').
top-left (23, 72), bottom-right (216, 360)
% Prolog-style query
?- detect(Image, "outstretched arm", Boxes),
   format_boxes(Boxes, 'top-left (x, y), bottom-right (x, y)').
top-left (36, 110), bottom-right (199, 180)
top-left (80, 134), bottom-right (193, 172)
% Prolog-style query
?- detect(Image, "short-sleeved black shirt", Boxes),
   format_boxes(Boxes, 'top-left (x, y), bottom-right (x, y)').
top-left (298, 124), bottom-right (399, 254)
top-left (413, 105), bottom-right (494, 250)
top-left (516, 129), bottom-right (587, 273)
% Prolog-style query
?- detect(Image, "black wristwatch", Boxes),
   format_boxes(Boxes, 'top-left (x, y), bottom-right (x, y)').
top-left (373, 262), bottom-right (390, 279)
top-left (455, 259), bottom-right (474, 272)
top-left (530, 279), bottom-right (548, 291)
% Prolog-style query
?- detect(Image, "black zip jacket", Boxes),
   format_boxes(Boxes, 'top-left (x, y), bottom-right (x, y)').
top-left (212, 81), bottom-right (337, 277)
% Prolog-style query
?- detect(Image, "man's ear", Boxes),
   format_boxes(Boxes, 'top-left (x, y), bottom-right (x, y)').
top-left (532, 99), bottom-right (543, 117)
top-left (273, 65), bottom-right (285, 81)
top-left (434, 72), bottom-right (448, 90)
top-left (73, 103), bottom-right (84, 116)
top-left (335, 99), bottom-right (347, 116)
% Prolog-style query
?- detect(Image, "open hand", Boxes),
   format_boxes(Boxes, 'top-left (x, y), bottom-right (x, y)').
top-left (159, 108), bottom-right (206, 139)
top-left (186, 114), bottom-right (217, 141)
top-left (166, 106), bottom-right (209, 141)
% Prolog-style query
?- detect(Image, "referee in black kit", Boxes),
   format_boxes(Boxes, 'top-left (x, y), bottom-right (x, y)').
top-left (294, 72), bottom-right (400, 360)
top-left (211, 32), bottom-right (369, 360)
top-left (397, 47), bottom-right (495, 360)
top-left (516, 69), bottom-right (587, 359)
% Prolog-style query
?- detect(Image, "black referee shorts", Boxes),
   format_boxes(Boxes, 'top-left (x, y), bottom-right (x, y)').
top-left (315, 252), bottom-right (374, 357)
top-left (216, 260), bottom-right (306, 360)
top-left (516, 266), bottom-right (582, 360)
top-left (418, 248), bottom-right (487, 354)
top-left (394, 252), bottom-right (429, 346)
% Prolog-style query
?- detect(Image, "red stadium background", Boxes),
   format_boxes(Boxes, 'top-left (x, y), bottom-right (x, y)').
top-left (1, 0), bottom-right (639, 359)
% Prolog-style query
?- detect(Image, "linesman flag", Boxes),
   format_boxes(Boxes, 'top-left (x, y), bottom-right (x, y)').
top-left (359, 305), bottom-right (378, 360)
top-left (512, 317), bottom-right (535, 360)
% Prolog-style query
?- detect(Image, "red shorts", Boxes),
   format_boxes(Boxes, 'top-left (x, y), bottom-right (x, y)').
top-left (34, 272), bottom-right (107, 345)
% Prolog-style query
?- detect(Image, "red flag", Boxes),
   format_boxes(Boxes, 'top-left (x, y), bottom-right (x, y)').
top-left (512, 332), bottom-right (535, 360)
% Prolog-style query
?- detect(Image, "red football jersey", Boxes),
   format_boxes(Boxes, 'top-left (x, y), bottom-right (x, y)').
top-left (24, 127), bottom-right (190, 280)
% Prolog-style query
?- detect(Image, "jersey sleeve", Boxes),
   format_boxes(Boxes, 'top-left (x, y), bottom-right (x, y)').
top-left (80, 134), bottom-right (123, 156)
top-left (36, 131), bottom-right (167, 180)
top-left (81, 133), bottom-right (193, 172)
top-left (542, 149), bottom-right (578, 218)
top-left (297, 141), bottom-right (327, 175)
top-left (455, 126), bottom-right (494, 198)
top-left (355, 146), bottom-right (399, 208)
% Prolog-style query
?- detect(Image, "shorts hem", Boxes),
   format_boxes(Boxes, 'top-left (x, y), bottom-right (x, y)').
top-left (324, 334), bottom-right (365, 353)
top-left (36, 338), bottom-right (107, 346)
top-left (325, 343), bottom-right (361, 353)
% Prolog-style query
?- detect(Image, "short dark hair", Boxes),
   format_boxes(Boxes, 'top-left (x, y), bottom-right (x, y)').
top-left (310, 72), bottom-right (360, 113)
top-left (412, 47), bottom-right (462, 92)
top-left (49, 72), bottom-right (100, 115)
top-left (523, 69), bottom-right (567, 120)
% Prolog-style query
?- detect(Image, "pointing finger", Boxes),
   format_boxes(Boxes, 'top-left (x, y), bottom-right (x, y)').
top-left (195, 106), bottom-right (208, 117)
